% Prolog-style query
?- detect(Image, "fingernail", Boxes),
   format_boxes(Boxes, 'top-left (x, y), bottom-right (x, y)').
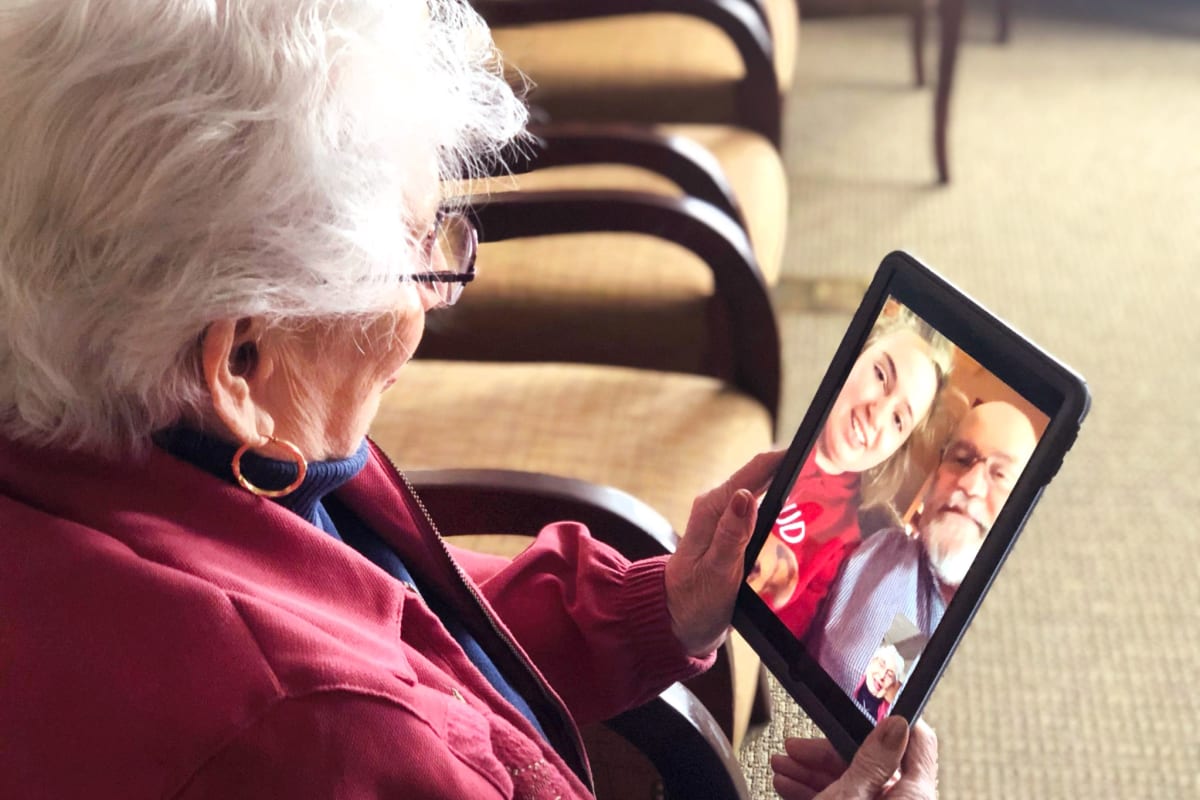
top-left (881, 717), bottom-right (908, 748)
top-left (731, 490), bottom-right (751, 518)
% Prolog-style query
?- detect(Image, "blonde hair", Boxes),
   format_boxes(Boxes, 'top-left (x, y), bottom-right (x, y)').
top-left (858, 305), bottom-right (955, 508)
top-left (0, 0), bottom-right (527, 455)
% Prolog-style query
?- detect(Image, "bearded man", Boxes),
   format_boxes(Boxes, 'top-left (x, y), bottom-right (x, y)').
top-left (802, 401), bottom-right (1038, 696)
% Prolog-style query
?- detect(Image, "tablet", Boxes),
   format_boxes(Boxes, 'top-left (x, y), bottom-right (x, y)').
top-left (733, 250), bottom-right (1089, 760)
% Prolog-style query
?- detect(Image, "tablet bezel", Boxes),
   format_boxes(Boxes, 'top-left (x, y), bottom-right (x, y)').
top-left (733, 250), bottom-right (1090, 760)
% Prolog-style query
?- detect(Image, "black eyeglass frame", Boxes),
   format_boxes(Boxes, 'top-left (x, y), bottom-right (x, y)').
top-left (938, 440), bottom-right (1020, 493)
top-left (407, 209), bottom-right (478, 304)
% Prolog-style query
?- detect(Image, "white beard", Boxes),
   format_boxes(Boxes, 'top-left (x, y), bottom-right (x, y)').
top-left (922, 514), bottom-right (982, 588)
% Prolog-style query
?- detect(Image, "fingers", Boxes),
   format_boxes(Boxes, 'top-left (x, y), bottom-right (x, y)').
top-left (667, 488), bottom-right (756, 654)
top-left (890, 720), bottom-right (938, 798)
top-left (830, 717), bottom-right (908, 800)
top-left (771, 771), bottom-right (823, 800)
top-left (771, 738), bottom-right (844, 796)
top-left (774, 721), bottom-right (936, 800)
top-left (782, 737), bottom-right (846, 784)
top-left (705, 488), bottom-right (756, 565)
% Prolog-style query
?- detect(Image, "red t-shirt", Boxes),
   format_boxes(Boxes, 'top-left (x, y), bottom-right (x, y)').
top-left (768, 449), bottom-right (862, 638)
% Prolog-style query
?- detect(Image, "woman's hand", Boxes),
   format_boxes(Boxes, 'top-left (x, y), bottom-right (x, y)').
top-left (665, 450), bottom-right (785, 656)
top-left (771, 718), bottom-right (939, 800)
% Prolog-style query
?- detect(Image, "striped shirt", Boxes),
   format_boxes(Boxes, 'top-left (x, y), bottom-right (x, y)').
top-left (802, 528), bottom-right (947, 697)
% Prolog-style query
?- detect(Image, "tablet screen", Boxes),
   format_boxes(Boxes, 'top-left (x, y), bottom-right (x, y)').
top-left (746, 296), bottom-right (1050, 725)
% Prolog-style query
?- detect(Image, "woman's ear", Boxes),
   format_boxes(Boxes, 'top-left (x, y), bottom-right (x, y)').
top-left (200, 318), bottom-right (274, 444)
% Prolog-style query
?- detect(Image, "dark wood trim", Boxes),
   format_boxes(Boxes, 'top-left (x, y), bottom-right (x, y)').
top-left (464, 189), bottom-right (782, 423)
top-left (605, 682), bottom-right (752, 800)
top-left (493, 122), bottom-right (746, 229)
top-left (749, 661), bottom-right (774, 727)
top-left (911, 4), bottom-right (927, 87)
top-left (996, 0), bottom-right (1011, 43)
top-left (407, 467), bottom-right (741, 743)
top-left (406, 467), bottom-right (678, 559)
top-left (741, 0), bottom-right (772, 32)
top-left (934, 0), bottom-right (965, 184)
top-left (473, 0), bottom-right (782, 145)
top-left (808, 1), bottom-right (965, 182)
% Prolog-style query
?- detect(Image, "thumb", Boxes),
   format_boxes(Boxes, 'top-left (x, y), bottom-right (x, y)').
top-left (705, 489), bottom-right (756, 565)
top-left (830, 717), bottom-right (908, 800)
top-left (890, 720), bottom-right (938, 798)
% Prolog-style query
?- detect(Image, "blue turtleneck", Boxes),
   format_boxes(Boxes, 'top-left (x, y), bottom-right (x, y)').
top-left (156, 428), bottom-right (548, 743)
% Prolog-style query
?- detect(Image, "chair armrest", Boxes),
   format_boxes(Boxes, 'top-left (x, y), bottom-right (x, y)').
top-left (604, 682), bottom-right (752, 800)
top-left (475, 0), bottom-right (781, 144)
top-left (493, 122), bottom-right (746, 228)
top-left (407, 467), bottom-right (742, 741)
top-left (464, 188), bottom-right (781, 422)
top-left (406, 467), bottom-right (678, 560)
top-left (738, 0), bottom-right (772, 31)
top-left (475, 0), bottom-right (769, 42)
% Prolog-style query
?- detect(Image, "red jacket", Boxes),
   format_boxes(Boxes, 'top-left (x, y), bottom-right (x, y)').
top-left (0, 437), bottom-right (711, 798)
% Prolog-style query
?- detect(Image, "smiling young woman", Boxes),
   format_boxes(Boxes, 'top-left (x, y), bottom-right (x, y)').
top-left (748, 307), bottom-right (954, 638)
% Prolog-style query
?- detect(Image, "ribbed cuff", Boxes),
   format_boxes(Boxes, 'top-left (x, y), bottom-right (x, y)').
top-left (619, 555), bottom-right (718, 686)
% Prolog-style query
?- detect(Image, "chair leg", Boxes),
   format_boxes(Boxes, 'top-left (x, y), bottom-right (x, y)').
top-left (934, 0), bottom-right (966, 183)
top-left (748, 665), bottom-right (773, 728)
top-left (911, 5), bottom-right (926, 87)
top-left (996, 0), bottom-right (1012, 44)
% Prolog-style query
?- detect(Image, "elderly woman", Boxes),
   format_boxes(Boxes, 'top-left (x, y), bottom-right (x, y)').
top-left (855, 645), bottom-right (907, 723)
top-left (0, 1), bottom-right (935, 798)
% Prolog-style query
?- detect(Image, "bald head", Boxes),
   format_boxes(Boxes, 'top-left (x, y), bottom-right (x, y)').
top-left (919, 401), bottom-right (1038, 590)
top-left (958, 402), bottom-right (1038, 468)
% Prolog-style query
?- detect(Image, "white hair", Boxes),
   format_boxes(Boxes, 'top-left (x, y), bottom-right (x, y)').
top-left (871, 644), bottom-right (906, 680)
top-left (0, 0), bottom-right (527, 455)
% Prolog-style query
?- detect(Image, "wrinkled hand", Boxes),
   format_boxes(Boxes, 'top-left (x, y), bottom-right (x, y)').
top-left (665, 450), bottom-right (785, 656)
top-left (771, 718), bottom-right (939, 800)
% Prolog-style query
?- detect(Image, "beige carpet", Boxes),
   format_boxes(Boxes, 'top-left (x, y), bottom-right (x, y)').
top-left (739, 1), bottom-right (1200, 798)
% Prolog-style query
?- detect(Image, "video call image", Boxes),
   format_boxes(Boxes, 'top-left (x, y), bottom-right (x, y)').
top-left (852, 615), bottom-right (925, 723)
top-left (747, 298), bottom-right (1049, 723)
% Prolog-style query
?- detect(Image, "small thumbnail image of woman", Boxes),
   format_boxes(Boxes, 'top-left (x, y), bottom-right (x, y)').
top-left (854, 644), bottom-right (905, 722)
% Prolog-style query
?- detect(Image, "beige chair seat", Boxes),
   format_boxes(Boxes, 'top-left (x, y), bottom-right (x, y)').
top-left (373, 360), bottom-right (772, 532)
top-left (371, 359), bottom-right (774, 748)
top-left (493, 1), bottom-right (798, 131)
top-left (483, 124), bottom-right (788, 283)
top-left (423, 230), bottom-right (724, 375)
top-left (767, 0), bottom-right (801, 90)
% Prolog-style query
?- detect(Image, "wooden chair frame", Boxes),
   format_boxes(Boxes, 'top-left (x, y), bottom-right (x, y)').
top-left (804, 0), bottom-right (967, 182)
top-left (408, 467), bottom-right (752, 800)
top-left (473, 0), bottom-right (783, 145)
top-left (495, 122), bottom-right (748, 231)
top-left (453, 188), bottom-right (782, 426)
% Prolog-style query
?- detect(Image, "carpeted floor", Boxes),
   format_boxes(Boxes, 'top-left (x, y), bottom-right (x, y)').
top-left (738, 1), bottom-right (1200, 798)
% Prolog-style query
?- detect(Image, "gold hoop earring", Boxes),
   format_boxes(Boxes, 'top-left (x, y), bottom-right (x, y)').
top-left (231, 436), bottom-right (308, 498)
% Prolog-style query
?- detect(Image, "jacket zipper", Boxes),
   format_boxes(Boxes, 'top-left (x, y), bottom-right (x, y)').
top-left (376, 448), bottom-right (594, 794)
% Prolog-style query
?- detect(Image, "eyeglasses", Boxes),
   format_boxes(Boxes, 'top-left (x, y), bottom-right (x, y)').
top-left (939, 441), bottom-right (1019, 494)
top-left (406, 209), bottom-right (477, 306)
